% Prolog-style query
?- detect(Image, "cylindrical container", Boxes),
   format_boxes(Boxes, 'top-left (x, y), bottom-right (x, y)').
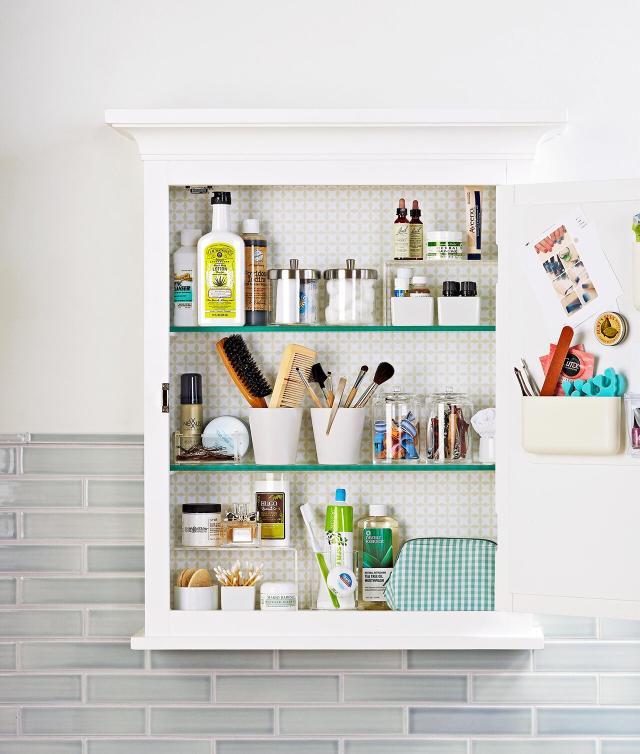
top-left (174, 586), bottom-right (218, 610)
top-left (248, 408), bottom-right (303, 464)
top-left (179, 373), bottom-right (203, 451)
top-left (260, 581), bottom-right (298, 610)
top-left (310, 408), bottom-right (366, 465)
top-left (409, 276), bottom-right (431, 296)
top-left (393, 277), bottom-right (410, 297)
top-left (173, 228), bottom-right (202, 327)
top-left (373, 390), bottom-right (421, 463)
top-left (624, 394), bottom-right (640, 457)
top-left (324, 259), bottom-right (378, 325)
top-left (253, 473), bottom-right (290, 547)
top-left (268, 259), bottom-right (320, 325)
top-left (182, 503), bottom-right (223, 547)
top-left (221, 585), bottom-right (256, 611)
top-left (242, 218), bottom-right (268, 326)
top-left (426, 390), bottom-right (474, 463)
top-left (426, 231), bottom-right (464, 260)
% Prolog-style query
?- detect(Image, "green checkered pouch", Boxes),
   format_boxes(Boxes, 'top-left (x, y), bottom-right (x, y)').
top-left (385, 537), bottom-right (496, 611)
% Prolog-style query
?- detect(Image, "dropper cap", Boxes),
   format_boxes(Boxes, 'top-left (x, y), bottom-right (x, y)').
top-left (410, 200), bottom-right (421, 219)
top-left (396, 198), bottom-right (407, 218)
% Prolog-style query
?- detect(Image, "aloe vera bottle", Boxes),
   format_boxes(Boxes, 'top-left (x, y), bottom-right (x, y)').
top-left (356, 504), bottom-right (399, 610)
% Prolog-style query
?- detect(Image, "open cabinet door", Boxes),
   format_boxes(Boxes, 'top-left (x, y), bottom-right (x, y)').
top-left (496, 179), bottom-right (640, 620)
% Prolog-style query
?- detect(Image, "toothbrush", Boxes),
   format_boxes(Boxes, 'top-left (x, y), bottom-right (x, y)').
top-left (299, 504), bottom-right (340, 609)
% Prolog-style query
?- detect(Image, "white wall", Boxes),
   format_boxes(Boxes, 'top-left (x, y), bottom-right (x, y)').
top-left (1, 0), bottom-right (638, 433)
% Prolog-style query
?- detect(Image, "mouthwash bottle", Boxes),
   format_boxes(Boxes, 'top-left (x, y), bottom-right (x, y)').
top-left (356, 504), bottom-right (399, 610)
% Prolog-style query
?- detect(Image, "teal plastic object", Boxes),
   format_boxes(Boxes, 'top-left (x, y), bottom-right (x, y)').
top-left (562, 368), bottom-right (626, 397)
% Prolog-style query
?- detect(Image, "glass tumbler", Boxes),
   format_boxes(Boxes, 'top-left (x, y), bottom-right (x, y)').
top-left (372, 389), bottom-right (421, 463)
top-left (426, 390), bottom-right (474, 463)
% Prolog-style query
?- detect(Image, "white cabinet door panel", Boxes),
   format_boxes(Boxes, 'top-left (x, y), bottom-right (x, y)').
top-left (497, 179), bottom-right (640, 620)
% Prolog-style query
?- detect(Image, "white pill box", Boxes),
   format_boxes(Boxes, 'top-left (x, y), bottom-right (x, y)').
top-left (437, 296), bottom-right (481, 326)
top-left (391, 296), bottom-right (434, 326)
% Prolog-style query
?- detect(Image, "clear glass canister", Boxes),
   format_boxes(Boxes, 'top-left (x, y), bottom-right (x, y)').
top-left (324, 259), bottom-right (378, 325)
top-left (426, 390), bottom-right (473, 463)
top-left (268, 259), bottom-right (320, 325)
top-left (373, 390), bottom-right (421, 463)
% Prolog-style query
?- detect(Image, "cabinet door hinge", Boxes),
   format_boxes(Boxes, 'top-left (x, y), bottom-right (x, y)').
top-left (162, 383), bottom-right (170, 413)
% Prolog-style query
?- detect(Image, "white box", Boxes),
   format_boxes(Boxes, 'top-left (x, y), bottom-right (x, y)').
top-left (522, 396), bottom-right (621, 455)
top-left (391, 296), bottom-right (434, 326)
top-left (437, 297), bottom-right (481, 326)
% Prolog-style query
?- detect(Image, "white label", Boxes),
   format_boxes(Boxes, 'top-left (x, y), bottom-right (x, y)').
top-left (363, 568), bottom-right (393, 601)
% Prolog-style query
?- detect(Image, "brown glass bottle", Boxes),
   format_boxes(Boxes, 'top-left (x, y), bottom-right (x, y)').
top-left (409, 199), bottom-right (424, 260)
top-left (393, 198), bottom-right (410, 260)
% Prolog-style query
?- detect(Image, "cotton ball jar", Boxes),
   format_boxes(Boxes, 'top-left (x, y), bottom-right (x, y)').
top-left (323, 258), bottom-right (378, 325)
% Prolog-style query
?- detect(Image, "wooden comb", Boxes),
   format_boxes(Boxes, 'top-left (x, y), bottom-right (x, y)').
top-left (269, 344), bottom-right (317, 408)
top-left (540, 326), bottom-right (574, 397)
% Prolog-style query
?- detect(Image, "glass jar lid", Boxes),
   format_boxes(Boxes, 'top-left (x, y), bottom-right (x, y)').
top-left (378, 389), bottom-right (418, 404)
top-left (323, 258), bottom-right (378, 280)
top-left (429, 387), bottom-right (469, 403)
top-left (268, 259), bottom-right (320, 280)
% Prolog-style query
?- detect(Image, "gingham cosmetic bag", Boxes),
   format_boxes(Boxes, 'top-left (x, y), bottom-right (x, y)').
top-left (385, 537), bottom-right (496, 610)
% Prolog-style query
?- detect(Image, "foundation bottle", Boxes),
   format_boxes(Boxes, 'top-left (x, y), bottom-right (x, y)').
top-left (180, 373), bottom-right (203, 450)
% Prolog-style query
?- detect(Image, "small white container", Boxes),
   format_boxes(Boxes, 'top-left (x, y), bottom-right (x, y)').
top-left (248, 408), bottom-right (303, 464)
top-left (391, 296), bottom-right (434, 326)
top-left (310, 408), bottom-right (366, 465)
top-left (182, 503), bottom-right (223, 547)
top-left (260, 581), bottom-right (298, 610)
top-left (522, 396), bottom-right (621, 455)
top-left (221, 585), bottom-right (256, 611)
top-left (174, 586), bottom-right (218, 610)
top-left (426, 231), bottom-right (464, 259)
top-left (324, 259), bottom-right (378, 325)
top-left (437, 296), bottom-right (481, 326)
top-left (173, 228), bottom-right (202, 327)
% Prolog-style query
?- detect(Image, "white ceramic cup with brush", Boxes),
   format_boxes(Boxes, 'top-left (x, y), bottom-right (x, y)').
top-left (310, 407), bottom-right (366, 464)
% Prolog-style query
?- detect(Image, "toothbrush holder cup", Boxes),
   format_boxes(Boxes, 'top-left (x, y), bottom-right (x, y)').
top-left (310, 407), bottom-right (366, 465)
top-left (248, 408), bottom-right (303, 465)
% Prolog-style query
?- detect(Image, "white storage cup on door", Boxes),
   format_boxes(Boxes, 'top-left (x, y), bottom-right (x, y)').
top-left (310, 407), bottom-right (366, 464)
top-left (248, 408), bottom-right (303, 464)
top-left (173, 586), bottom-right (218, 610)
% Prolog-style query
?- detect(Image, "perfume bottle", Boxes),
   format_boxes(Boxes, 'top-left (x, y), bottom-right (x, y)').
top-left (224, 503), bottom-right (261, 546)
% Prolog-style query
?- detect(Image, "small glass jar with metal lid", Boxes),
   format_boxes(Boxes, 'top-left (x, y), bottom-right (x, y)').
top-left (425, 389), bottom-right (474, 463)
top-left (372, 388), bottom-right (421, 463)
top-left (267, 259), bottom-right (321, 325)
top-left (324, 259), bottom-right (379, 325)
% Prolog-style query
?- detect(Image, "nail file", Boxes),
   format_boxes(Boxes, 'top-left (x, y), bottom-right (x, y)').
top-left (540, 326), bottom-right (574, 397)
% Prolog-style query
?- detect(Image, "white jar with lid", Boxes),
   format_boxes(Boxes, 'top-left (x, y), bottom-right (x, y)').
top-left (324, 259), bottom-right (378, 325)
top-left (260, 581), bottom-right (298, 610)
top-left (426, 231), bottom-right (464, 260)
top-left (182, 503), bottom-right (223, 547)
top-left (268, 259), bottom-right (320, 325)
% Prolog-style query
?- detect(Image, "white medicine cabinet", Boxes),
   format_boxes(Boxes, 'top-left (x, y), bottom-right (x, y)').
top-left (106, 108), bottom-right (640, 650)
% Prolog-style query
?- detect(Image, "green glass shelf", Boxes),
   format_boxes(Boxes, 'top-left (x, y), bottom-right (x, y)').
top-left (170, 463), bottom-right (495, 472)
top-left (171, 325), bottom-right (495, 333)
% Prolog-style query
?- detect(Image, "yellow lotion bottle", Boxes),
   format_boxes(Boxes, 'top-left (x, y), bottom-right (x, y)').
top-left (355, 504), bottom-right (399, 610)
top-left (197, 191), bottom-right (245, 326)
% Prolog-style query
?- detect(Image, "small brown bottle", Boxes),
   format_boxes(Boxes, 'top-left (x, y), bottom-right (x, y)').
top-left (393, 198), bottom-right (410, 260)
top-left (409, 200), bottom-right (424, 260)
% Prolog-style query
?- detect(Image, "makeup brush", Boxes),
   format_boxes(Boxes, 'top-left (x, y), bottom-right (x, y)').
top-left (343, 365), bottom-right (368, 407)
top-left (310, 363), bottom-right (330, 406)
top-left (326, 377), bottom-right (347, 435)
top-left (326, 372), bottom-right (335, 408)
top-left (353, 362), bottom-right (395, 408)
top-left (295, 366), bottom-right (323, 408)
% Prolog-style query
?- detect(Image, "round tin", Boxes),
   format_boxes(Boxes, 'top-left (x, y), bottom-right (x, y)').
top-left (594, 311), bottom-right (628, 346)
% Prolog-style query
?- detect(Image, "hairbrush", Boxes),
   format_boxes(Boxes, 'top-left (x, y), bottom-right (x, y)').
top-left (353, 362), bottom-right (395, 407)
top-left (269, 344), bottom-right (317, 408)
top-left (216, 335), bottom-right (271, 408)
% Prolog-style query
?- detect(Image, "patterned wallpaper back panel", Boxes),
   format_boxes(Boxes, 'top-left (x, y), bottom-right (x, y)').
top-left (169, 186), bottom-right (497, 608)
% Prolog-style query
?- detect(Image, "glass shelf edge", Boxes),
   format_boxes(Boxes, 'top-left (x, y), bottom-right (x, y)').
top-left (170, 464), bottom-right (495, 472)
top-left (171, 325), bottom-right (496, 333)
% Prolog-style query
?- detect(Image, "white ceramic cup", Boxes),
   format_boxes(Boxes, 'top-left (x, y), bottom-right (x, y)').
top-left (310, 407), bottom-right (366, 465)
top-left (173, 586), bottom-right (218, 610)
top-left (248, 408), bottom-right (303, 464)
top-left (221, 585), bottom-right (256, 611)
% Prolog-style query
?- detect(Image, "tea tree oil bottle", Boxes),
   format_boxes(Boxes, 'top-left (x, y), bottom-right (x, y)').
top-left (197, 191), bottom-right (245, 326)
top-left (356, 504), bottom-right (399, 610)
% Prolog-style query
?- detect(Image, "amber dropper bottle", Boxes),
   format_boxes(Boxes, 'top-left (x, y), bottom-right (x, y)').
top-left (393, 198), bottom-right (410, 260)
top-left (409, 200), bottom-right (424, 260)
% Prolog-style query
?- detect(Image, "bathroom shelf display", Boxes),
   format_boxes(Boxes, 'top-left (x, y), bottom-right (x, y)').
top-left (107, 106), bottom-right (600, 651)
